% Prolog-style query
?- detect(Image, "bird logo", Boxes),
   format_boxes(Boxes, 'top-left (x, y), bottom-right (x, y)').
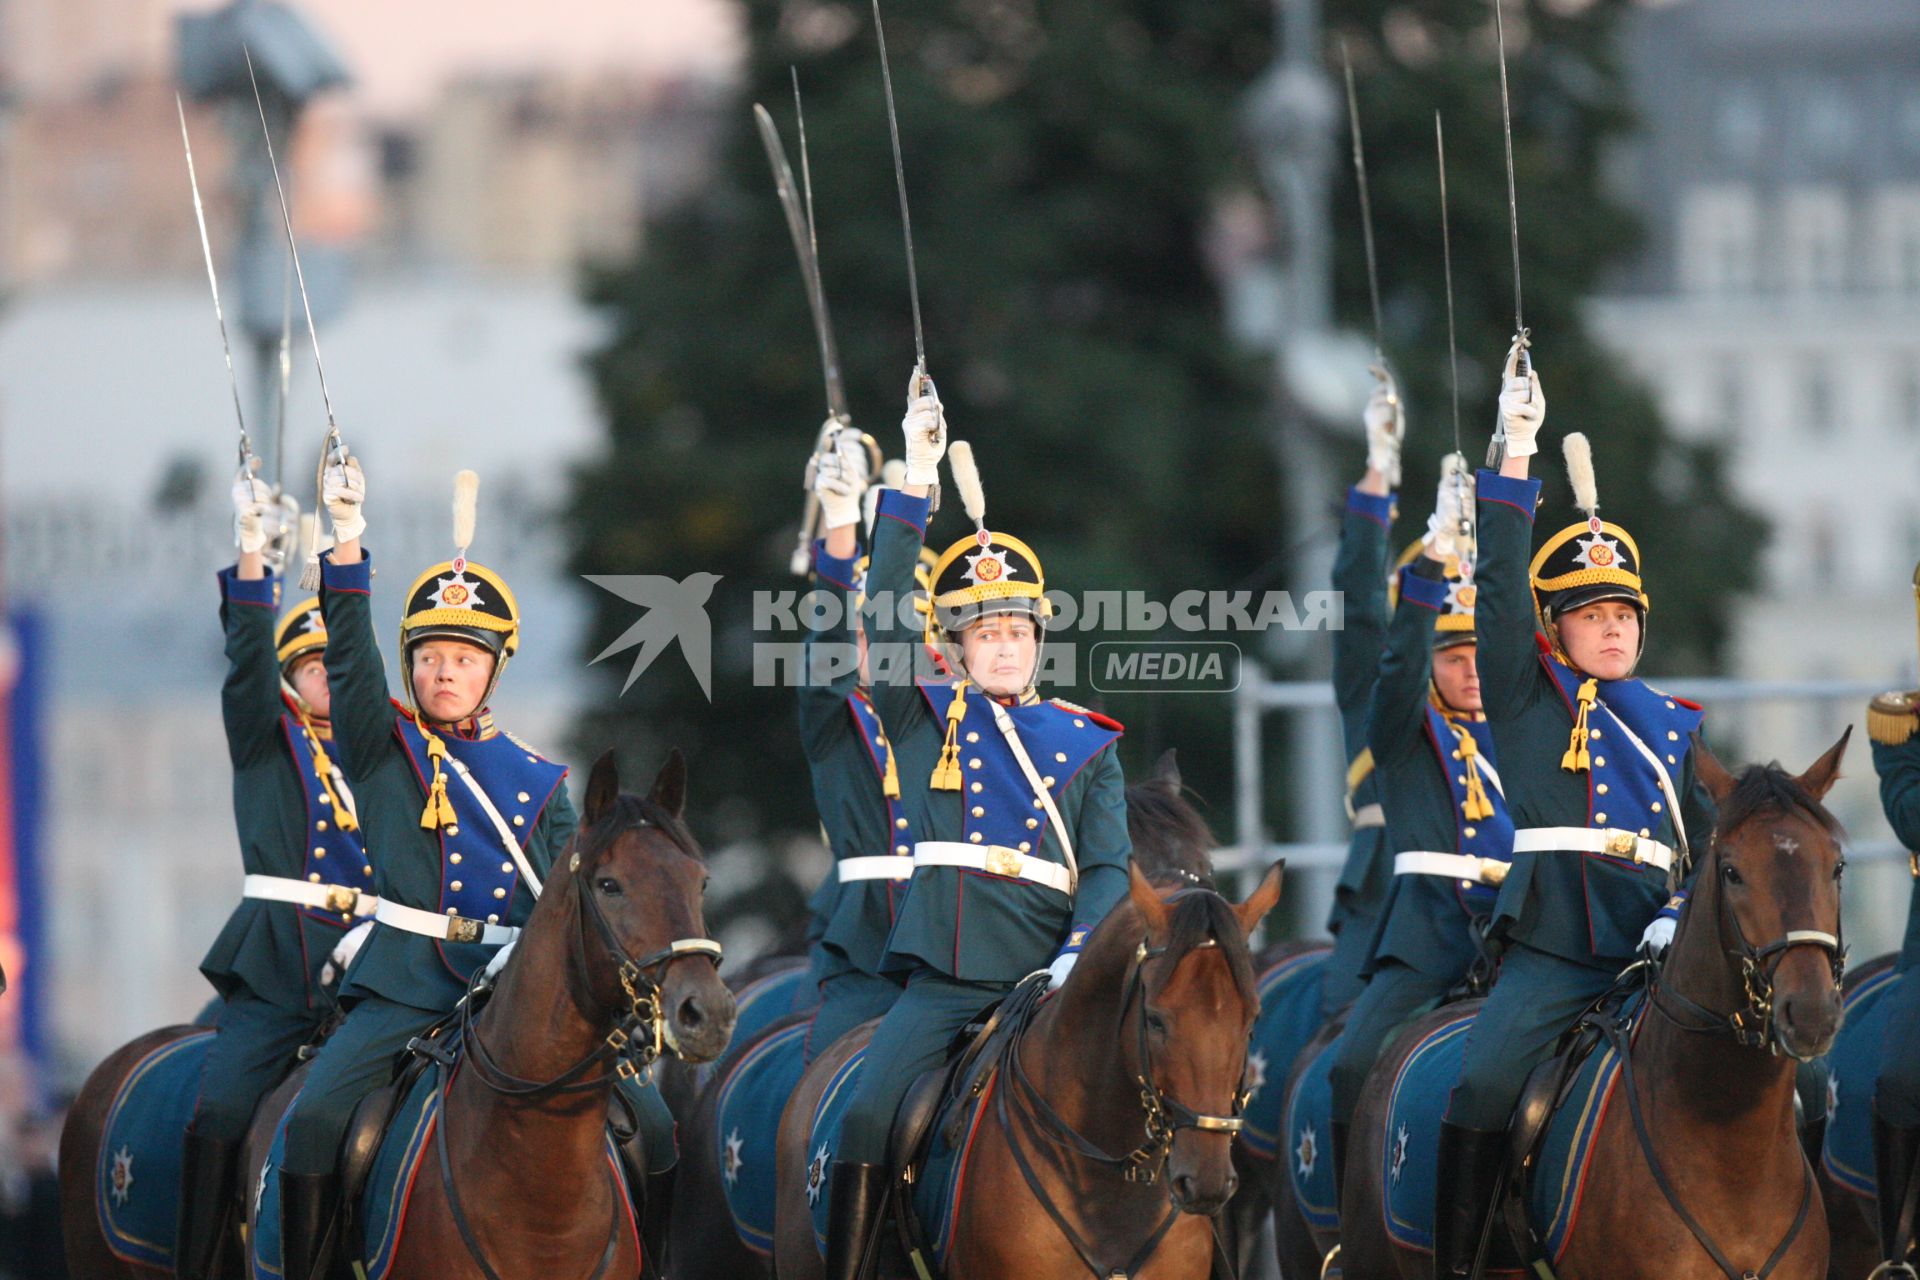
top-left (583, 573), bottom-right (722, 700)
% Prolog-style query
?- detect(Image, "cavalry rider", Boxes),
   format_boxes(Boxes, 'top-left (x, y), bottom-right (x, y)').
top-left (1322, 369), bottom-right (1403, 1014)
top-left (178, 472), bottom-right (377, 1280)
top-left (1433, 350), bottom-right (1714, 1278)
top-left (275, 459), bottom-right (578, 1280)
top-left (798, 432), bottom-right (939, 1062)
top-left (822, 377), bottom-right (1134, 1280)
top-left (1324, 456), bottom-right (1512, 1214)
top-left (1868, 654), bottom-right (1920, 1273)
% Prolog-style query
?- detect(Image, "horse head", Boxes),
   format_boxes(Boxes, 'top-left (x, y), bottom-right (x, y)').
top-left (565, 748), bottom-right (737, 1065)
top-left (1678, 729), bottom-right (1850, 1062)
top-left (1124, 748), bottom-right (1218, 891)
top-left (1092, 860), bottom-right (1283, 1216)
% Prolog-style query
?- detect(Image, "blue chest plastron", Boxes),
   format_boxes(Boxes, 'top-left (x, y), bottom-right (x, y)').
top-left (281, 715), bottom-right (373, 907)
top-left (848, 689), bottom-right (915, 855)
top-left (1541, 656), bottom-right (1704, 835)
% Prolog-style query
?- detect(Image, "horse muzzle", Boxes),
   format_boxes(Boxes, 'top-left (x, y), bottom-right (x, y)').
top-left (660, 967), bottom-right (736, 1064)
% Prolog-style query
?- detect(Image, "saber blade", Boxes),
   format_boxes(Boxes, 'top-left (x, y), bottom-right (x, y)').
top-left (175, 94), bottom-right (253, 473)
top-left (872, 0), bottom-right (927, 381)
top-left (1341, 43), bottom-right (1385, 359)
top-left (1436, 113), bottom-right (1463, 458)
top-left (752, 101), bottom-right (848, 423)
top-left (1493, 0), bottom-right (1524, 339)
top-left (792, 70), bottom-right (848, 421)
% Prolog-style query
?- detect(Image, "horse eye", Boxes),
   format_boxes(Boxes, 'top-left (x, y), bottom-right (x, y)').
top-left (1721, 862), bottom-right (1744, 887)
top-left (1146, 1011), bottom-right (1169, 1038)
top-left (596, 877), bottom-right (623, 896)
top-left (1834, 859), bottom-right (1847, 882)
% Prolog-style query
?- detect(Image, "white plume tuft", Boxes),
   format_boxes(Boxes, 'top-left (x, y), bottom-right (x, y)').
top-left (881, 459), bottom-right (907, 490)
top-left (452, 469), bottom-right (479, 554)
top-left (948, 440), bottom-right (987, 528)
top-left (297, 512), bottom-right (318, 564)
top-left (1562, 433), bottom-right (1599, 514)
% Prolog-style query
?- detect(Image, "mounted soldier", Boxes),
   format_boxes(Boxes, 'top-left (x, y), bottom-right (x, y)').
top-left (1323, 455), bottom-right (1513, 1225)
top-left (820, 378), bottom-right (1134, 1280)
top-left (273, 459), bottom-right (581, 1280)
top-left (176, 472), bottom-right (376, 1280)
top-left (1432, 353), bottom-right (1715, 1277)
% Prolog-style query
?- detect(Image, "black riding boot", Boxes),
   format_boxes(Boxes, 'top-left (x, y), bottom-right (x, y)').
top-left (279, 1170), bottom-right (340, 1280)
top-left (1432, 1121), bottom-right (1506, 1280)
top-left (1874, 1112), bottom-right (1920, 1269)
top-left (824, 1161), bottom-right (888, 1280)
top-left (175, 1130), bottom-right (242, 1280)
top-left (1330, 1121), bottom-right (1351, 1220)
top-left (640, 1166), bottom-right (674, 1278)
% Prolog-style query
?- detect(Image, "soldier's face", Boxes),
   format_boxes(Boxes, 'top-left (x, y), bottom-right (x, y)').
top-left (1555, 601), bottom-right (1640, 680)
top-left (289, 653), bottom-right (331, 719)
top-left (961, 612), bottom-right (1038, 698)
top-left (410, 639), bottom-right (496, 723)
top-left (1432, 643), bottom-right (1481, 713)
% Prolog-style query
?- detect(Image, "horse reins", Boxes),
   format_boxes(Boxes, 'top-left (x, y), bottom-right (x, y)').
top-left (429, 821), bottom-right (723, 1280)
top-left (995, 932), bottom-right (1251, 1280)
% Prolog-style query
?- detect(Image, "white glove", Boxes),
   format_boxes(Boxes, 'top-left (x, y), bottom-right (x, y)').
top-left (812, 426), bottom-right (869, 531)
top-left (900, 371), bottom-right (947, 487)
top-left (1046, 949), bottom-right (1079, 991)
top-left (1497, 342), bottom-right (1545, 458)
top-left (322, 454), bottom-right (367, 544)
top-left (1423, 454), bottom-right (1473, 561)
top-left (1639, 915), bottom-right (1676, 960)
top-left (232, 472), bottom-right (274, 555)
top-left (321, 919), bottom-right (373, 986)
top-left (1364, 365), bottom-right (1404, 487)
top-left (483, 938), bottom-right (517, 982)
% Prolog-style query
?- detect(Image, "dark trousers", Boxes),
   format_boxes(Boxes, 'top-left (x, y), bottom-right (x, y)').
top-left (1328, 960), bottom-right (1454, 1127)
top-left (1878, 970), bottom-right (1920, 1128)
top-left (190, 989), bottom-right (325, 1142)
top-left (1444, 942), bottom-right (1617, 1132)
top-left (836, 971), bottom-right (1006, 1166)
top-left (280, 995), bottom-right (437, 1177)
top-left (805, 968), bottom-right (905, 1066)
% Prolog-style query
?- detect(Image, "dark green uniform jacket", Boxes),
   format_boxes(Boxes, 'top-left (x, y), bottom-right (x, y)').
top-left (1874, 731), bottom-right (1920, 967)
top-left (1329, 486), bottom-right (1395, 934)
top-left (864, 490), bottom-right (1132, 984)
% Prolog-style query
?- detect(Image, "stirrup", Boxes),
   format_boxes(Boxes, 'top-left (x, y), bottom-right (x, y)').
top-left (1869, 1264), bottom-right (1920, 1280)
top-left (1319, 1242), bottom-right (1342, 1279)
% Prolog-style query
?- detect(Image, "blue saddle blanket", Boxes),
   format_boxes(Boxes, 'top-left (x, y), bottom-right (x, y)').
top-left (1372, 1006), bottom-right (1625, 1267)
top-left (1822, 964), bottom-right (1902, 1198)
top-left (1240, 947), bottom-right (1330, 1161)
top-left (1283, 1038), bottom-right (1338, 1230)
top-left (715, 1020), bottom-right (813, 1256)
top-left (96, 1030), bottom-right (216, 1269)
top-left (732, 963), bottom-right (819, 1048)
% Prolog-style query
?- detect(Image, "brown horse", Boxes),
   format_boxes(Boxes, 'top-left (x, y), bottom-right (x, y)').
top-left (1340, 734), bottom-right (1849, 1280)
top-left (663, 750), bottom-right (1222, 1279)
top-left (772, 860), bottom-right (1283, 1280)
top-left (62, 749), bottom-right (736, 1280)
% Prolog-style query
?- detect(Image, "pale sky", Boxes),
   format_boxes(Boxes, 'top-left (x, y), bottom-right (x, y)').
top-left (165, 0), bottom-right (742, 114)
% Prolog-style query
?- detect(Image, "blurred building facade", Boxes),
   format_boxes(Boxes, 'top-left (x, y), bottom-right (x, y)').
top-left (1593, 0), bottom-right (1920, 765)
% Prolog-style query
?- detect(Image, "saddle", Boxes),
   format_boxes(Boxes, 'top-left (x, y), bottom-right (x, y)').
top-left (336, 1016), bottom-right (455, 1205)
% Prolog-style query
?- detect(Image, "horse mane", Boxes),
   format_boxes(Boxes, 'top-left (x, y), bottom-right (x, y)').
top-left (1124, 778), bottom-right (1218, 889)
top-left (584, 792), bottom-right (704, 862)
top-left (1161, 888), bottom-right (1258, 1008)
top-left (1714, 763), bottom-right (1844, 844)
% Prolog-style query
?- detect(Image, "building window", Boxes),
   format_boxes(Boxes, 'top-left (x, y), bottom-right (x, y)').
top-left (1802, 359), bottom-right (1835, 436)
top-left (1680, 184), bottom-right (1759, 294)
top-left (1800, 85), bottom-right (1855, 158)
top-left (1780, 187), bottom-right (1849, 293)
top-left (1807, 505), bottom-right (1837, 586)
top-left (1714, 356), bottom-right (1744, 436)
top-left (1901, 362), bottom-right (1920, 431)
top-left (1715, 86), bottom-right (1764, 164)
top-left (1869, 187), bottom-right (1920, 293)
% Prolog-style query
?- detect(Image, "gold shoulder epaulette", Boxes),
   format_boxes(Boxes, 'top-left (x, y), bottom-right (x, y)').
top-left (1868, 691), bottom-right (1920, 746)
top-left (1050, 698), bottom-right (1090, 715)
top-left (502, 729), bottom-right (550, 760)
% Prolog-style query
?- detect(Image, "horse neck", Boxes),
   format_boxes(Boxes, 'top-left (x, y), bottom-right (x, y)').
top-left (1638, 861), bottom-right (1795, 1133)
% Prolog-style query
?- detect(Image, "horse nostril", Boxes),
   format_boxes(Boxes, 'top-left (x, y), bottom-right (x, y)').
top-left (677, 996), bottom-right (704, 1030)
top-left (1171, 1173), bottom-right (1196, 1205)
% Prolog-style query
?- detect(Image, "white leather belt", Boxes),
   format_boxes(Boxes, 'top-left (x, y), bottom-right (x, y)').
top-left (1351, 803), bottom-right (1385, 830)
top-left (838, 855), bottom-right (915, 882)
top-left (1512, 827), bottom-right (1675, 873)
top-left (243, 874), bottom-right (379, 918)
top-left (913, 841), bottom-right (1073, 896)
top-left (1393, 852), bottom-right (1509, 886)
top-left (374, 898), bottom-right (520, 947)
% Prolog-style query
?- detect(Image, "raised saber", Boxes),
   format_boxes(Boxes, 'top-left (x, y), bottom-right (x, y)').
top-left (1488, 0), bottom-right (1530, 468)
top-left (175, 93), bottom-right (255, 481)
top-left (1340, 43), bottom-right (1385, 362)
top-left (872, 0), bottom-right (935, 401)
top-left (1436, 114), bottom-right (1463, 462)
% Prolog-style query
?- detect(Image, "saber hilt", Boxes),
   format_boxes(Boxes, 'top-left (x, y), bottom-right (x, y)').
top-left (1486, 329), bottom-right (1532, 469)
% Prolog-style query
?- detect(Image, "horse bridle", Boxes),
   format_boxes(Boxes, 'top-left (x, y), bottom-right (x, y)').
top-left (996, 929), bottom-right (1253, 1280)
top-left (431, 826), bottom-right (723, 1280)
top-left (1649, 835), bottom-right (1844, 1058)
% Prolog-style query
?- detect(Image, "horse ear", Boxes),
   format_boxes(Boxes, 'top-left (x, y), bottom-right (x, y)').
top-left (1691, 733), bottom-right (1738, 805)
top-left (1150, 748), bottom-right (1181, 791)
top-left (1234, 860), bottom-right (1285, 937)
top-left (1795, 725), bottom-right (1851, 802)
top-left (583, 749), bottom-right (620, 827)
top-left (1128, 862), bottom-right (1170, 935)
top-left (648, 748), bottom-right (689, 820)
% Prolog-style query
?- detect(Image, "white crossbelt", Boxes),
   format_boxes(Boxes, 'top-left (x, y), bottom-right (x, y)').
top-left (444, 754), bottom-right (546, 898)
top-left (374, 898), bottom-right (520, 947)
top-left (1351, 803), bottom-right (1385, 830)
top-left (1392, 852), bottom-right (1509, 886)
top-left (243, 874), bottom-right (378, 917)
top-left (1511, 827), bottom-right (1675, 873)
top-left (913, 841), bottom-right (1073, 896)
top-left (837, 855), bottom-right (915, 882)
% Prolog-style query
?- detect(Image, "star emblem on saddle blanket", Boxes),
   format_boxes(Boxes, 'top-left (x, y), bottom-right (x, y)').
top-left (1390, 1123), bottom-right (1410, 1186)
top-left (430, 572), bottom-right (486, 611)
top-left (256, 1159), bottom-right (271, 1217)
top-left (109, 1146), bottom-right (134, 1205)
top-left (806, 1142), bottom-right (830, 1206)
top-left (724, 1128), bottom-right (744, 1188)
top-left (1295, 1123), bottom-right (1317, 1179)
top-left (1828, 1074), bottom-right (1840, 1121)
top-left (1245, 1049), bottom-right (1269, 1103)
